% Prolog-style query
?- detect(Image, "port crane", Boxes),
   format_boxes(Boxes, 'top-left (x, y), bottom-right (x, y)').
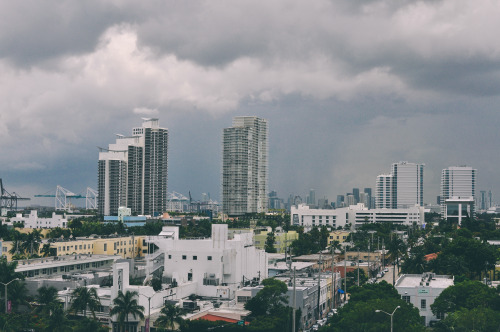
top-left (35, 185), bottom-right (98, 212)
top-left (0, 178), bottom-right (31, 213)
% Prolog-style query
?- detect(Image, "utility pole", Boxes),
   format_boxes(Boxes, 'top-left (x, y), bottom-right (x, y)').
top-left (331, 245), bottom-right (335, 310)
top-left (382, 238), bottom-right (385, 268)
top-left (357, 248), bottom-right (360, 286)
top-left (292, 267), bottom-right (296, 332)
top-left (317, 252), bottom-right (322, 320)
top-left (344, 247), bottom-right (347, 303)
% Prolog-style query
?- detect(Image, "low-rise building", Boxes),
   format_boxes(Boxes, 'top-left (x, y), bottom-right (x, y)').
top-left (291, 204), bottom-right (424, 232)
top-left (146, 224), bottom-right (268, 298)
top-left (10, 210), bottom-right (68, 228)
top-left (236, 274), bottom-right (339, 330)
top-left (328, 230), bottom-right (350, 245)
top-left (1, 235), bottom-right (146, 261)
top-left (395, 272), bottom-right (454, 326)
top-left (253, 228), bottom-right (298, 253)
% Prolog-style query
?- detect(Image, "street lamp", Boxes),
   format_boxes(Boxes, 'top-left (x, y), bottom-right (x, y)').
top-left (140, 292), bottom-right (158, 332)
top-left (375, 306), bottom-right (400, 332)
top-left (0, 278), bottom-right (20, 314)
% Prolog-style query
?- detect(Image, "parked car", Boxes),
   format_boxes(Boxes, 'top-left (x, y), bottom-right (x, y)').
top-left (376, 273), bottom-right (382, 278)
top-left (312, 324), bottom-right (319, 331)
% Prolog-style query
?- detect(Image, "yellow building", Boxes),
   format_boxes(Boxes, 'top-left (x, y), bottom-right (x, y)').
top-left (1, 235), bottom-right (145, 261)
top-left (254, 229), bottom-right (298, 253)
top-left (92, 236), bottom-right (145, 258)
top-left (328, 230), bottom-right (350, 246)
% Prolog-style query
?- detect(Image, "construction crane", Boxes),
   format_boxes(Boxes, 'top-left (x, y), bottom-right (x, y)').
top-left (0, 178), bottom-right (31, 213)
top-left (35, 185), bottom-right (98, 212)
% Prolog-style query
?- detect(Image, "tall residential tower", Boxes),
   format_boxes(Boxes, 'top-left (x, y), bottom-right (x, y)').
top-left (441, 166), bottom-right (476, 221)
top-left (376, 161), bottom-right (424, 209)
top-left (222, 116), bottom-right (268, 216)
top-left (98, 119), bottom-right (168, 216)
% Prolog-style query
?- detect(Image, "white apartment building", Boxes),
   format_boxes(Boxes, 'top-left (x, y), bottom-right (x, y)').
top-left (376, 161), bottom-right (424, 209)
top-left (291, 204), bottom-right (424, 232)
top-left (395, 273), bottom-right (454, 326)
top-left (10, 210), bottom-right (68, 229)
top-left (441, 166), bottom-right (477, 220)
top-left (146, 224), bottom-right (268, 299)
top-left (98, 118), bottom-right (168, 216)
top-left (222, 116), bottom-right (268, 216)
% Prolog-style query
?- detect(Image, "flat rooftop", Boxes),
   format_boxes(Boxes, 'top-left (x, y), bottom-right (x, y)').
top-left (396, 274), bottom-right (454, 289)
top-left (15, 254), bottom-right (121, 272)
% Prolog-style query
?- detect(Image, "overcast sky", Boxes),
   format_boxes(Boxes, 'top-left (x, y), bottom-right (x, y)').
top-left (1, 0), bottom-right (499, 207)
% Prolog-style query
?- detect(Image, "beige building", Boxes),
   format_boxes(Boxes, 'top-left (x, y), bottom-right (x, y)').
top-left (1, 235), bottom-right (145, 261)
top-left (253, 228), bottom-right (298, 253)
top-left (328, 230), bottom-right (350, 245)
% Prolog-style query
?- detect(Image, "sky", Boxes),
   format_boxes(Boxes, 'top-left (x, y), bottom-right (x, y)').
top-left (1, 0), bottom-right (499, 208)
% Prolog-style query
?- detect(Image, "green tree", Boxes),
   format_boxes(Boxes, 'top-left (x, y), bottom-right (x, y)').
top-left (38, 302), bottom-right (72, 332)
top-left (345, 269), bottom-right (368, 288)
top-left (431, 280), bottom-right (500, 316)
top-left (72, 317), bottom-right (110, 332)
top-left (433, 307), bottom-right (500, 332)
top-left (348, 281), bottom-right (399, 303)
top-left (154, 303), bottom-right (184, 330)
top-left (265, 232), bottom-right (277, 253)
top-left (152, 277), bottom-right (163, 292)
top-left (110, 290), bottom-right (145, 332)
top-left (34, 286), bottom-right (60, 316)
top-left (41, 243), bottom-right (56, 257)
top-left (21, 229), bottom-right (43, 257)
top-left (429, 237), bottom-right (497, 279)
top-left (325, 297), bottom-right (425, 332)
top-left (7, 280), bottom-right (28, 312)
top-left (69, 286), bottom-right (102, 319)
top-left (245, 278), bottom-right (289, 317)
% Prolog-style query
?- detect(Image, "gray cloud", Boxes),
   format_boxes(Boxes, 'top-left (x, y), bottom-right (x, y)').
top-left (1, 0), bottom-right (499, 206)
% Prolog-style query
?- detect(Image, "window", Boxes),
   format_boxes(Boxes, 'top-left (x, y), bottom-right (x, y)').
top-left (168, 255), bottom-right (172, 259)
top-left (193, 256), bottom-right (197, 260)
top-left (104, 244), bottom-right (107, 251)
top-left (182, 255), bottom-right (187, 260)
top-left (421, 299), bottom-right (427, 310)
top-left (79, 245), bottom-right (82, 250)
top-left (188, 273), bottom-right (192, 281)
top-left (402, 295), bottom-right (410, 303)
top-left (436, 312), bottom-right (445, 320)
top-left (208, 256), bottom-right (212, 261)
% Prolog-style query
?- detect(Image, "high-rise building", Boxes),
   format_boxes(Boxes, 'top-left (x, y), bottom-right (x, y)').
top-left (376, 174), bottom-right (393, 209)
top-left (441, 166), bottom-right (476, 219)
top-left (98, 119), bottom-right (168, 216)
top-left (336, 195), bottom-right (345, 208)
top-left (364, 188), bottom-right (372, 209)
top-left (376, 161), bottom-right (424, 209)
top-left (222, 116), bottom-right (268, 216)
top-left (307, 188), bottom-right (316, 207)
top-left (352, 188), bottom-right (360, 204)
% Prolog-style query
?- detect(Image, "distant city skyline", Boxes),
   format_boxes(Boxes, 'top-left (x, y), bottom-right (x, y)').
top-left (1, 1), bottom-right (499, 209)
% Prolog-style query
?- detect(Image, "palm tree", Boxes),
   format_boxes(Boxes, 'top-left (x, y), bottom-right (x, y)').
top-left (154, 303), bottom-right (184, 330)
top-left (7, 280), bottom-right (29, 312)
top-left (110, 290), bottom-right (145, 332)
top-left (8, 230), bottom-right (25, 257)
top-left (22, 229), bottom-right (43, 257)
top-left (34, 286), bottom-right (60, 316)
top-left (41, 243), bottom-right (54, 257)
top-left (70, 286), bottom-right (101, 319)
top-left (40, 302), bottom-right (72, 332)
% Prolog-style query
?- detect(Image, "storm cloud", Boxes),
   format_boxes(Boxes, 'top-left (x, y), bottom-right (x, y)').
top-left (1, 0), bottom-right (499, 205)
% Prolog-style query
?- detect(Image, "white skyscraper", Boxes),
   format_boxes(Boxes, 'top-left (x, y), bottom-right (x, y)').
top-left (376, 161), bottom-right (424, 209)
top-left (98, 119), bottom-right (168, 216)
top-left (441, 166), bottom-right (476, 220)
top-left (222, 116), bottom-right (268, 216)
